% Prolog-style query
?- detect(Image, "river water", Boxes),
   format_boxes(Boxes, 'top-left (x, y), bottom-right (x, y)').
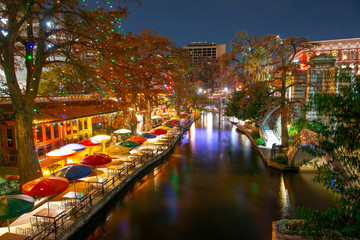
top-left (84, 112), bottom-right (335, 240)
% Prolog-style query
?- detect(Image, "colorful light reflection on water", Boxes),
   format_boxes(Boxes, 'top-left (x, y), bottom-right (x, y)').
top-left (84, 112), bottom-right (335, 240)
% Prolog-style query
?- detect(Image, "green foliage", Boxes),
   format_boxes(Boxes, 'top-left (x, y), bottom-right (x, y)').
top-left (251, 131), bottom-right (260, 140)
top-left (0, 180), bottom-right (21, 195)
top-left (272, 153), bottom-right (287, 165)
top-left (297, 68), bottom-right (360, 238)
top-left (225, 81), bottom-right (271, 126)
top-left (276, 219), bottom-right (305, 236)
top-left (255, 138), bottom-right (265, 145)
top-left (289, 117), bottom-right (323, 137)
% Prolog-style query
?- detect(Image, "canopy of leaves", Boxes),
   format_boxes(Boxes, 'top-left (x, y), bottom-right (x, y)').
top-left (296, 68), bottom-right (360, 238)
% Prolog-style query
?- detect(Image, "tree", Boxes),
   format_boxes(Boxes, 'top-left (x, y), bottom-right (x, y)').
top-left (224, 31), bottom-right (315, 147)
top-left (0, 0), bottom-right (128, 185)
top-left (295, 68), bottom-right (360, 238)
top-left (90, 30), bottom-right (178, 133)
top-left (225, 81), bottom-right (271, 126)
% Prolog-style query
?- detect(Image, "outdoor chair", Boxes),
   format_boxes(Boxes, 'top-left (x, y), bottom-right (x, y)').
top-left (25, 227), bottom-right (33, 236)
top-left (16, 227), bottom-right (24, 235)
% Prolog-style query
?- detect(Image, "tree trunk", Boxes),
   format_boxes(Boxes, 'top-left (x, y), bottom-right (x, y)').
top-left (144, 102), bottom-right (152, 132)
top-left (15, 108), bottom-right (42, 186)
top-left (130, 109), bottom-right (137, 135)
top-left (280, 78), bottom-right (289, 148)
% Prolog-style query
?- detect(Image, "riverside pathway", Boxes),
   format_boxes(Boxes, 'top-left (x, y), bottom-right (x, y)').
top-left (0, 117), bottom-right (197, 240)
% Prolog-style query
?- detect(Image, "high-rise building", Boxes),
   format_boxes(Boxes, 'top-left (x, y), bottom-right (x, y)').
top-left (184, 41), bottom-right (226, 67)
top-left (183, 42), bottom-right (226, 94)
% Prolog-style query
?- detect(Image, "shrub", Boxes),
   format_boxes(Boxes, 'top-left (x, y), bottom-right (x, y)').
top-left (0, 180), bottom-right (21, 195)
top-left (272, 153), bottom-right (287, 165)
top-left (256, 138), bottom-right (265, 145)
top-left (251, 131), bottom-right (260, 140)
top-left (276, 219), bottom-right (305, 236)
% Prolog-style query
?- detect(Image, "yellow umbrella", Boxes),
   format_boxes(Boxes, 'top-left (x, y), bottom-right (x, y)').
top-left (156, 126), bottom-right (171, 131)
top-left (106, 145), bottom-right (130, 154)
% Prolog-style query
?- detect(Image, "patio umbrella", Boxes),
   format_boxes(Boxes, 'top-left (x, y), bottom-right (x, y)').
top-left (0, 194), bottom-right (35, 240)
top-left (156, 126), bottom-right (171, 131)
top-left (129, 136), bottom-right (147, 144)
top-left (79, 139), bottom-right (101, 155)
top-left (166, 120), bottom-right (179, 125)
top-left (54, 165), bottom-right (92, 194)
top-left (117, 140), bottom-right (139, 148)
top-left (80, 154), bottom-right (112, 179)
top-left (46, 149), bottom-right (76, 166)
top-left (22, 176), bottom-right (69, 213)
top-left (162, 124), bottom-right (174, 128)
top-left (106, 145), bottom-right (130, 154)
top-left (164, 122), bottom-right (177, 127)
top-left (91, 135), bottom-right (111, 153)
top-left (170, 118), bottom-right (180, 122)
top-left (80, 154), bottom-right (112, 166)
top-left (113, 129), bottom-right (131, 135)
top-left (150, 128), bottom-right (167, 136)
top-left (60, 143), bottom-right (86, 152)
top-left (151, 115), bottom-right (161, 120)
top-left (141, 133), bottom-right (157, 139)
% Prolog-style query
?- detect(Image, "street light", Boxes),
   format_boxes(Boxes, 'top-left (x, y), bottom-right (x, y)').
top-left (198, 88), bottom-right (203, 93)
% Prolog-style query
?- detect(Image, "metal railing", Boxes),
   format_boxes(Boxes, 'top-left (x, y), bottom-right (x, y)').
top-left (27, 132), bottom-right (182, 240)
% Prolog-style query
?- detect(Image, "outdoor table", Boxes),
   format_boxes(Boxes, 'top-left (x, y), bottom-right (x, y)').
top-left (62, 191), bottom-right (86, 200)
top-left (0, 232), bottom-right (28, 240)
top-left (140, 148), bottom-right (155, 159)
top-left (130, 152), bottom-right (144, 163)
top-left (33, 208), bottom-right (64, 233)
top-left (85, 178), bottom-right (107, 193)
top-left (33, 208), bottom-right (64, 219)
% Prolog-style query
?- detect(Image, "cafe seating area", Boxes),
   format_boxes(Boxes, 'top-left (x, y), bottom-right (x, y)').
top-left (0, 113), bottom-right (192, 240)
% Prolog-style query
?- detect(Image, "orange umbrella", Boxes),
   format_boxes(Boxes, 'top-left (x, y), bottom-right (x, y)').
top-left (129, 136), bottom-right (147, 144)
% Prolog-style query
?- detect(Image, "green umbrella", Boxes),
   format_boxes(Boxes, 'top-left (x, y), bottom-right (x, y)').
top-left (0, 194), bottom-right (35, 239)
top-left (117, 140), bottom-right (139, 148)
top-left (163, 124), bottom-right (174, 128)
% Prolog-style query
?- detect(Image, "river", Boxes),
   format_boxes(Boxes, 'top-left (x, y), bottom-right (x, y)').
top-left (84, 112), bottom-right (335, 240)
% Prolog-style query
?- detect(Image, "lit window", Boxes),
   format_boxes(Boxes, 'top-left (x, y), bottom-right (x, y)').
top-left (342, 51), bottom-right (347, 60)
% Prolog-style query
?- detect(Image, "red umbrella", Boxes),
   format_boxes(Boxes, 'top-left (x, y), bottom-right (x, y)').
top-left (22, 177), bottom-right (69, 213)
top-left (79, 139), bottom-right (101, 155)
top-left (22, 177), bottom-right (69, 197)
top-left (80, 154), bottom-right (112, 166)
top-left (129, 136), bottom-right (147, 144)
top-left (80, 154), bottom-right (112, 179)
top-left (150, 128), bottom-right (168, 135)
top-left (164, 122), bottom-right (177, 127)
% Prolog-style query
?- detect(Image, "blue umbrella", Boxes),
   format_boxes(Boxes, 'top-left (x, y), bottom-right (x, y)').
top-left (60, 143), bottom-right (86, 152)
top-left (141, 133), bottom-right (157, 139)
top-left (54, 165), bottom-right (92, 194)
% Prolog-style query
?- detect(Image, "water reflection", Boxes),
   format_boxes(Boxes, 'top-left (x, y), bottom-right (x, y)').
top-left (85, 113), bottom-right (335, 240)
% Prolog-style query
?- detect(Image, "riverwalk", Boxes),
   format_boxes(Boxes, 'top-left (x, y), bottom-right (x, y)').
top-left (0, 117), bottom-right (197, 240)
top-left (234, 122), bottom-right (320, 172)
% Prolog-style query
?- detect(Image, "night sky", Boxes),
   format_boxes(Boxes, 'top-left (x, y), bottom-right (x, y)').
top-left (92, 0), bottom-right (360, 48)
